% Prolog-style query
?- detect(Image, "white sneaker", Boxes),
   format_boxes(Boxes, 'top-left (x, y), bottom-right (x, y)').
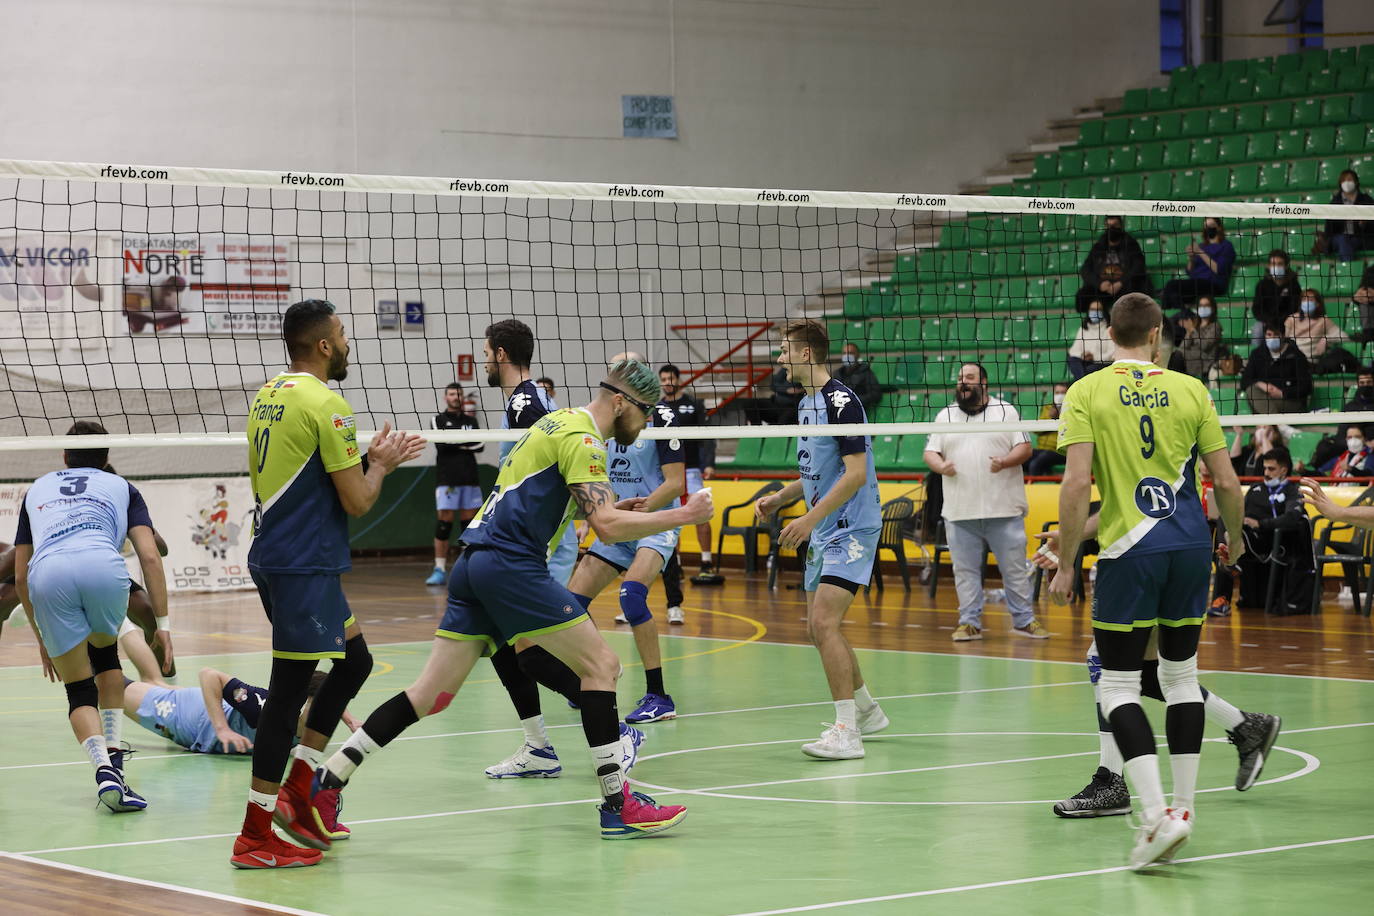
top-left (1129, 807), bottom-right (1192, 870)
top-left (857, 702), bottom-right (890, 736)
top-left (483, 742), bottom-right (562, 778)
top-left (614, 612), bottom-right (628, 624)
top-left (666, 606), bottom-right (684, 625)
top-left (801, 723), bottom-right (864, 760)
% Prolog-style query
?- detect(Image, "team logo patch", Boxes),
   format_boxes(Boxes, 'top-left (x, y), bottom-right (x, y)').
top-left (669, 438), bottom-right (681, 451)
top-left (846, 535), bottom-right (865, 562)
top-left (1134, 476), bottom-right (1176, 519)
top-left (583, 434), bottom-right (603, 448)
top-left (273, 379), bottom-right (296, 389)
top-left (331, 413), bottom-right (355, 431)
top-left (563, 605), bottom-right (575, 616)
top-left (828, 389), bottom-right (852, 411)
top-left (656, 405), bottom-right (675, 425)
top-left (510, 392), bottom-right (532, 419)
top-left (1131, 368), bottom-right (1146, 388)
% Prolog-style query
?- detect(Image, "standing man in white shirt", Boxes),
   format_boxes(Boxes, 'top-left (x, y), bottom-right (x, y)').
top-left (924, 363), bottom-right (1050, 642)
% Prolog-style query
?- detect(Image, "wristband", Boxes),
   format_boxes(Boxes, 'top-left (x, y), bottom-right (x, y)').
top-left (157, 617), bottom-right (171, 632)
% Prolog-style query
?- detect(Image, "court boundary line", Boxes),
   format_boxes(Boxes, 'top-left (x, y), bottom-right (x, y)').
top-left (723, 834), bottom-right (1374, 915)
top-left (0, 851), bottom-right (330, 916)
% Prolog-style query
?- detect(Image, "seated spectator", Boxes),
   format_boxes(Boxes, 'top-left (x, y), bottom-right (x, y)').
top-left (1176, 297), bottom-right (1222, 379)
top-left (1208, 349), bottom-right (1244, 388)
top-left (1318, 169), bottom-right (1374, 263)
top-left (1250, 249), bottom-right (1302, 347)
top-left (1241, 326), bottom-right (1312, 414)
top-left (1320, 425), bottom-right (1374, 480)
top-left (1350, 262), bottom-right (1374, 343)
top-left (1284, 289), bottom-right (1357, 375)
top-left (1229, 422), bottom-right (1288, 478)
top-left (768, 366), bottom-right (805, 424)
top-left (1342, 366), bottom-right (1374, 438)
top-left (1066, 298), bottom-right (1116, 379)
top-left (1026, 382), bottom-right (1069, 477)
top-left (833, 342), bottom-right (881, 413)
top-left (1074, 215), bottom-right (1152, 314)
top-left (1161, 216), bottom-right (1236, 310)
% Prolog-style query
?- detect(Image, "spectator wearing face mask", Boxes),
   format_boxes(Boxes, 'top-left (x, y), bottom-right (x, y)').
top-left (1074, 215), bottom-right (1153, 314)
top-left (1176, 297), bottom-right (1222, 380)
top-left (1320, 426), bottom-right (1374, 480)
top-left (1212, 447), bottom-right (1313, 614)
top-left (833, 342), bottom-right (882, 414)
top-left (1318, 170), bottom-right (1374, 263)
top-left (1250, 249), bottom-right (1303, 348)
top-left (1342, 367), bottom-right (1374, 439)
top-left (1066, 297), bottom-right (1116, 380)
top-left (1025, 382), bottom-right (1069, 476)
top-left (1228, 423), bottom-right (1288, 478)
top-left (1161, 217), bottom-right (1236, 311)
top-left (1241, 326), bottom-right (1312, 414)
top-left (1284, 289), bottom-right (1357, 375)
top-left (1348, 263), bottom-right (1374, 343)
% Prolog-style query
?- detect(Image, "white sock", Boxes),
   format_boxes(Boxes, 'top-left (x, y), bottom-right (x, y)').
top-left (853, 685), bottom-right (876, 713)
top-left (1204, 691), bottom-right (1246, 732)
top-left (434, 559), bottom-right (446, 572)
top-left (327, 729), bottom-right (382, 781)
top-left (521, 714), bottom-right (550, 748)
top-left (1170, 752), bottom-right (1200, 812)
top-left (101, 707), bottom-right (122, 749)
top-left (1123, 754), bottom-right (1167, 822)
top-left (82, 735), bottom-right (112, 771)
top-left (293, 744), bottom-right (324, 770)
top-left (700, 550), bottom-right (713, 564)
top-left (590, 741), bottom-right (623, 803)
top-left (1098, 730), bottom-right (1124, 776)
top-left (248, 788), bottom-right (277, 813)
top-left (834, 699), bottom-right (857, 731)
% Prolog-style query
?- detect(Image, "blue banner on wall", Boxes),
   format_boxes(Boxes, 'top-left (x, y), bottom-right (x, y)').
top-left (622, 95), bottom-right (677, 138)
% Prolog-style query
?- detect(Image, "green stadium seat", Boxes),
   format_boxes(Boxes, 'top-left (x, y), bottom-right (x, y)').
top-left (922, 359), bottom-right (954, 387)
top-left (1128, 115), bottom-right (1156, 142)
top-left (1026, 276), bottom-right (1058, 305)
top-left (1263, 101), bottom-right (1293, 128)
top-left (1078, 119), bottom-right (1105, 146)
top-left (1272, 53), bottom-right (1303, 76)
top-left (1047, 248), bottom-right (1077, 274)
top-left (1234, 103), bottom-right (1265, 133)
top-left (872, 434), bottom-right (902, 470)
top-left (997, 277), bottom-right (1028, 308)
top-left (1257, 162), bottom-right (1289, 192)
top-left (1031, 315), bottom-right (1067, 344)
top-left (1004, 316), bottom-right (1034, 344)
top-left (1218, 134), bottom-right (1250, 163)
top-left (1115, 173), bottom-right (1145, 198)
top-left (919, 317), bottom-right (951, 349)
top-left (1351, 91), bottom-right (1374, 122)
top-left (1180, 109), bottom-right (1210, 138)
top-left (1005, 353), bottom-right (1036, 385)
top-left (757, 437), bottom-right (793, 469)
top-left (1358, 45), bottom-right (1374, 68)
top-left (1308, 69), bottom-right (1337, 94)
top-left (1172, 171), bottom-right (1202, 198)
top-left (1192, 137), bottom-right (1221, 166)
top-left (1083, 147), bottom-right (1112, 175)
top-left (1173, 81), bottom-right (1201, 106)
top-left (1200, 166), bottom-right (1230, 198)
top-left (1138, 141), bottom-right (1169, 172)
top-left (1036, 179), bottom-right (1065, 197)
top-left (893, 252), bottom-right (918, 279)
top-left (1109, 145), bottom-right (1138, 172)
top-left (894, 435), bottom-right (929, 471)
top-left (1154, 112), bottom-right (1183, 139)
top-left (1062, 178), bottom-right (1092, 198)
top-left (1316, 156), bottom-right (1349, 187)
top-left (1205, 108), bottom-right (1237, 136)
top-left (1102, 118), bottom-right (1131, 144)
top-left (1291, 98), bottom-right (1322, 127)
top-left (1058, 149), bottom-right (1086, 177)
top-left (1198, 80), bottom-right (1228, 106)
top-left (1225, 78), bottom-right (1256, 104)
top-left (950, 317), bottom-right (979, 347)
top-left (1336, 66), bottom-right (1371, 93)
top-left (1032, 152), bottom-right (1058, 180)
top-left (1217, 309), bottom-right (1250, 345)
top-left (1016, 251), bottom-right (1041, 275)
top-left (843, 291), bottom-right (865, 318)
top-left (1122, 88), bottom-right (1149, 113)
top-left (1250, 71), bottom-right (1281, 100)
top-left (1322, 94), bottom-right (1353, 123)
top-left (1247, 130), bottom-right (1278, 160)
top-left (891, 358), bottom-right (920, 387)
top-left (1274, 129), bottom-right (1305, 158)
top-left (1141, 172), bottom-right (1171, 199)
top-left (1090, 175), bottom-right (1117, 198)
top-left (1279, 70), bottom-right (1309, 97)
top-left (1306, 125), bottom-right (1337, 156)
top-left (1147, 86), bottom-right (1173, 110)
top-left (1289, 160), bottom-right (1319, 189)
top-left (865, 318), bottom-right (897, 350)
top-left (896, 292), bottom-right (923, 315)
top-left (730, 437), bottom-right (764, 469)
top-left (976, 317), bottom-right (1004, 343)
top-left (1033, 359), bottom-right (1061, 385)
top-left (1162, 139), bottom-right (1192, 168)
top-left (1299, 49), bottom-right (1329, 73)
top-left (870, 359), bottom-right (897, 389)
top-left (1329, 47), bottom-right (1358, 70)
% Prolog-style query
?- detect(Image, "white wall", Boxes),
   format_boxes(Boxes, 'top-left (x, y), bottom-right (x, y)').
top-left (1221, 0), bottom-right (1373, 60)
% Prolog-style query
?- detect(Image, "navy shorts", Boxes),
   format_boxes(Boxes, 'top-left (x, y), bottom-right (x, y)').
top-left (1091, 548), bottom-right (1210, 632)
top-left (250, 569), bottom-right (355, 660)
top-left (438, 547), bottom-right (590, 654)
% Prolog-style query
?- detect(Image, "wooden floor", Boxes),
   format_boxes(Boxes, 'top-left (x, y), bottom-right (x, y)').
top-left (3, 556), bottom-right (1370, 680)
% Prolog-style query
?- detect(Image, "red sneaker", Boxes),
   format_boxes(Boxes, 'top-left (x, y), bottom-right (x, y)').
top-left (274, 759), bottom-right (332, 850)
top-left (599, 781), bottom-right (687, 839)
top-left (230, 830), bottom-right (324, 869)
top-left (312, 787), bottom-right (351, 841)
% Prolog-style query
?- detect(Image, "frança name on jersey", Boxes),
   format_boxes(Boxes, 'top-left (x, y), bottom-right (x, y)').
top-left (1057, 359), bottom-right (1226, 559)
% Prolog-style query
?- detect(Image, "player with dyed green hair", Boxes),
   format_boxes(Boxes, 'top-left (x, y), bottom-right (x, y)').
top-left (1050, 292), bottom-right (1246, 871)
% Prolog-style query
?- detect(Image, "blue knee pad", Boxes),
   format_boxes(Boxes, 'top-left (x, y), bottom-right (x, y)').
top-left (618, 581), bottom-right (652, 626)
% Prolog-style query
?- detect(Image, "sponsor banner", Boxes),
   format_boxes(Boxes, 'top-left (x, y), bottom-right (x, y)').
top-left (622, 94), bottom-right (677, 138)
top-left (1, 159), bottom-right (1371, 221)
top-left (0, 233), bottom-right (115, 342)
top-left (121, 234), bottom-right (292, 336)
top-left (0, 477), bottom-right (255, 593)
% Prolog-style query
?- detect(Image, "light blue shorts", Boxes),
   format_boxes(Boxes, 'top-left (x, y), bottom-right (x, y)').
top-left (28, 551), bottom-right (130, 656)
top-left (547, 525), bottom-right (580, 586)
top-left (587, 527), bottom-right (681, 574)
top-left (803, 528), bottom-right (880, 593)
top-left (436, 485), bottom-right (483, 512)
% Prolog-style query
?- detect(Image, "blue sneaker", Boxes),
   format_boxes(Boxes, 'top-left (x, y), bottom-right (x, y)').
top-left (96, 766), bottom-right (147, 812)
top-left (599, 782), bottom-right (686, 840)
top-left (425, 567), bottom-right (446, 586)
top-left (619, 723), bottom-right (644, 772)
top-left (108, 745), bottom-right (137, 773)
top-left (625, 693), bottom-right (677, 724)
top-left (484, 742), bottom-right (562, 778)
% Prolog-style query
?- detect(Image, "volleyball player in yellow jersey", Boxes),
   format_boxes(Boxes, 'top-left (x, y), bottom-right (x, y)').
top-left (232, 299), bottom-right (425, 869)
top-left (1049, 293), bottom-right (1246, 871)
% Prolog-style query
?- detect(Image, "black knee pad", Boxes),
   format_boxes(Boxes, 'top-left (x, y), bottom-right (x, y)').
top-left (340, 634), bottom-right (374, 687)
top-left (66, 676), bottom-right (99, 715)
top-left (1141, 659), bottom-right (1165, 702)
top-left (435, 519), bottom-right (454, 541)
top-left (86, 641), bottom-right (120, 675)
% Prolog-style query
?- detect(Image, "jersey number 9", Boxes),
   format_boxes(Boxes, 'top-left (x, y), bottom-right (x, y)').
top-left (1139, 415), bottom-right (1156, 460)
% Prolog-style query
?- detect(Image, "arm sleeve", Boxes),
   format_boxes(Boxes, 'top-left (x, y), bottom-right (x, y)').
top-left (126, 483), bottom-right (154, 530)
top-left (559, 431), bottom-right (611, 487)
top-left (826, 389), bottom-right (868, 457)
top-left (14, 500), bottom-right (32, 546)
top-left (316, 395), bottom-right (363, 473)
top-left (1055, 387), bottom-right (1094, 450)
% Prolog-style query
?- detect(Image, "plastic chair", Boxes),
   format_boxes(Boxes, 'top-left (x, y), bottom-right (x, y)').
top-left (1311, 486), bottom-right (1374, 616)
top-left (716, 481), bottom-right (784, 574)
top-left (867, 496), bottom-right (917, 593)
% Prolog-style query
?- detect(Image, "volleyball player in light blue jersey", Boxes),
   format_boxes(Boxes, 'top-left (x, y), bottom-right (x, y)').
top-left (756, 321), bottom-right (888, 760)
top-left (13, 421), bottom-right (171, 813)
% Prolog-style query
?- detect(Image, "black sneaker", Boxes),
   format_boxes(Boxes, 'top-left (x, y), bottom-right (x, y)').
top-left (1052, 766), bottom-right (1131, 818)
top-left (108, 743), bottom-right (137, 774)
top-left (1229, 711), bottom-right (1282, 791)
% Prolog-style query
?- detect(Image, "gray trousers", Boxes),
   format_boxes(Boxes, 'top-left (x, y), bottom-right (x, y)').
top-left (944, 516), bottom-right (1035, 628)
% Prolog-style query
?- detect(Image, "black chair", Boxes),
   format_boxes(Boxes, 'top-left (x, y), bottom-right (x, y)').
top-left (716, 480), bottom-right (784, 574)
top-left (1029, 520), bottom-right (1087, 603)
top-left (765, 493), bottom-right (808, 590)
top-left (1311, 486), bottom-right (1374, 616)
top-left (926, 518), bottom-right (997, 599)
top-left (867, 496), bottom-right (916, 593)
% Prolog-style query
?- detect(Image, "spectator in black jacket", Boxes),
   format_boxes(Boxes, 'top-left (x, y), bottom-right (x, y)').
top-left (1212, 447), bottom-right (1314, 614)
top-left (1242, 326), bottom-right (1313, 413)
top-left (1074, 215), bottom-right (1153, 313)
top-left (1250, 249), bottom-right (1303, 348)
top-left (769, 366), bottom-right (805, 424)
top-left (833, 343), bottom-right (882, 414)
top-left (1321, 169), bottom-right (1374, 262)
top-left (1350, 262), bottom-right (1374, 343)
top-left (1342, 366), bottom-right (1374, 439)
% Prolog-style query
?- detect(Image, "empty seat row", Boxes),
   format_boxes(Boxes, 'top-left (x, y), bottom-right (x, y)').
top-left (1078, 93), bottom-right (1374, 146)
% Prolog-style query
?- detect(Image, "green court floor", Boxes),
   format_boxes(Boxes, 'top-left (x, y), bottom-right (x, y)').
top-left (1, 634), bottom-right (1371, 914)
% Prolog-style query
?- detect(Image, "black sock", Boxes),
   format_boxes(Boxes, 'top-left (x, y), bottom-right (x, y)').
top-left (645, 667), bottom-right (665, 696)
top-left (360, 691), bottom-right (421, 749)
top-left (1165, 701), bottom-right (1205, 756)
top-left (580, 689), bottom-right (623, 810)
top-left (490, 643), bottom-right (542, 719)
top-left (1107, 703), bottom-right (1157, 761)
top-left (518, 645), bottom-right (583, 706)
